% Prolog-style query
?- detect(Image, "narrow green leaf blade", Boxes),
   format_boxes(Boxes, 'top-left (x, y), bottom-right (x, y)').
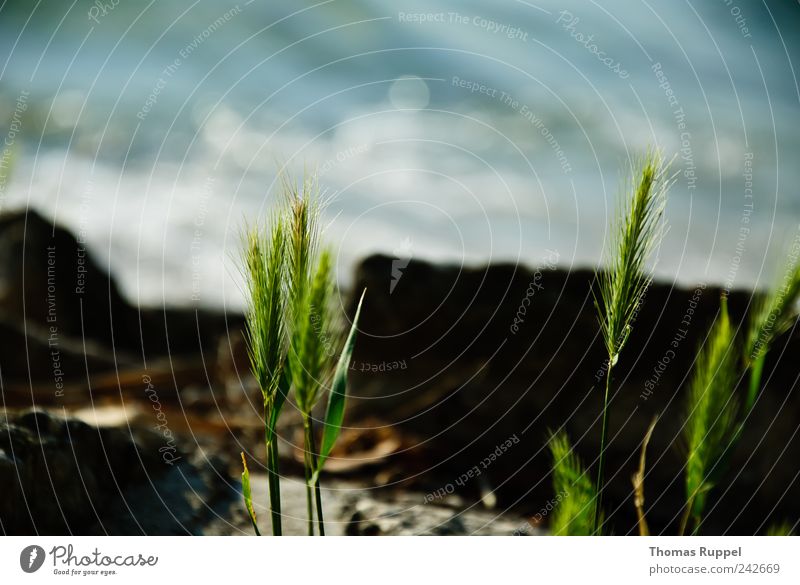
top-left (240, 452), bottom-right (261, 536)
top-left (314, 289), bottom-right (365, 480)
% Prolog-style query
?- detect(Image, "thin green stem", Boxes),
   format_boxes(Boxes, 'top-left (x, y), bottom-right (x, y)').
top-left (678, 493), bottom-right (694, 536)
top-left (308, 418), bottom-right (325, 536)
top-left (266, 430), bottom-right (282, 536)
top-left (304, 481), bottom-right (314, 535)
top-left (594, 361), bottom-right (613, 535)
top-left (313, 481), bottom-right (325, 536)
top-left (303, 417), bottom-right (315, 536)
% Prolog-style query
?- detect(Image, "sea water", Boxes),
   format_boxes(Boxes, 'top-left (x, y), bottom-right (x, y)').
top-left (0, 0), bottom-right (797, 307)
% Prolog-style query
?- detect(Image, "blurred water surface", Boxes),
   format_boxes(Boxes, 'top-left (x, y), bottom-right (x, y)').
top-left (0, 0), bottom-right (798, 306)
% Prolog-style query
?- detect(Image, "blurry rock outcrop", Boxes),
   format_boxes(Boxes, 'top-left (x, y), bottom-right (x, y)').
top-left (0, 210), bottom-right (798, 535)
top-left (348, 254), bottom-right (800, 535)
top-left (0, 409), bottom-right (230, 534)
top-left (0, 209), bottom-right (238, 394)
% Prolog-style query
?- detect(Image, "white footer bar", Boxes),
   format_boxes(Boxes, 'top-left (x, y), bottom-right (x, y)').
top-left (1, 536), bottom-right (797, 583)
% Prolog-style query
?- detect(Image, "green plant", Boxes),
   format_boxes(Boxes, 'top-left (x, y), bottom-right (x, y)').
top-left (549, 431), bottom-right (600, 536)
top-left (308, 287), bottom-right (364, 534)
top-left (241, 214), bottom-right (290, 536)
top-left (239, 173), bottom-right (364, 536)
top-left (631, 417), bottom-right (658, 536)
top-left (744, 242), bottom-right (800, 411)
top-left (285, 183), bottom-right (327, 536)
top-left (593, 151), bottom-right (669, 533)
top-left (284, 176), bottom-right (365, 536)
top-left (677, 238), bottom-right (800, 536)
top-left (680, 297), bottom-right (738, 535)
top-left (241, 452), bottom-right (260, 536)
top-left (766, 522), bottom-right (795, 536)
top-left (547, 155), bottom-right (796, 537)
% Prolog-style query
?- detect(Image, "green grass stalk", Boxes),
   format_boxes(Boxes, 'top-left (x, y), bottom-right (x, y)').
top-left (675, 236), bottom-right (800, 536)
top-left (285, 176), bottom-right (350, 535)
top-left (303, 417), bottom-right (316, 535)
top-left (744, 241), bottom-right (800, 411)
top-left (549, 431), bottom-right (600, 535)
top-left (593, 150), bottom-right (669, 534)
top-left (240, 171), bottom-right (365, 536)
top-left (242, 216), bottom-right (289, 536)
top-left (681, 297), bottom-right (738, 535)
top-left (308, 418), bottom-right (326, 535)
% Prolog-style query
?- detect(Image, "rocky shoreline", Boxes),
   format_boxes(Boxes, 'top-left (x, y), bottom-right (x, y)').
top-left (1, 210), bottom-right (798, 535)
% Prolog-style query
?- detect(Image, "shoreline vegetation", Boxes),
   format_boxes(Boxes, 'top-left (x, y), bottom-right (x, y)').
top-left (546, 153), bottom-right (799, 536)
top-left (240, 175), bottom-right (365, 535)
top-left (0, 151), bottom-right (798, 534)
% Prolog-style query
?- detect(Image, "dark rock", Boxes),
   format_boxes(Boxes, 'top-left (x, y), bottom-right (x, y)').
top-left (0, 409), bottom-right (232, 535)
top-left (0, 318), bottom-right (119, 383)
top-left (344, 254), bottom-right (800, 535)
top-left (0, 209), bottom-right (242, 400)
top-left (0, 209), bottom-right (136, 353)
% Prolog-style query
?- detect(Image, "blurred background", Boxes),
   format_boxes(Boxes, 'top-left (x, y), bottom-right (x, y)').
top-left (1, 0), bottom-right (798, 307)
top-left (1, 0), bottom-right (799, 536)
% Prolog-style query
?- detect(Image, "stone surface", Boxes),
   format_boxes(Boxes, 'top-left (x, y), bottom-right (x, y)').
top-left (206, 472), bottom-right (534, 536)
top-left (0, 409), bottom-right (231, 535)
top-left (0, 209), bottom-right (241, 387)
top-left (0, 409), bottom-right (529, 536)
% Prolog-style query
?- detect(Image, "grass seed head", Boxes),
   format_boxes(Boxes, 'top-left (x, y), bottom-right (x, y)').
top-left (243, 215), bottom-right (287, 399)
top-left (596, 150), bottom-right (670, 362)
